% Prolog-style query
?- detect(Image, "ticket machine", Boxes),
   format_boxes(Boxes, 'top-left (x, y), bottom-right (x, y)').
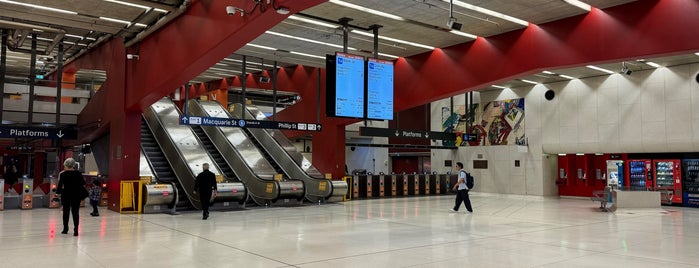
top-left (21, 177), bottom-right (33, 209)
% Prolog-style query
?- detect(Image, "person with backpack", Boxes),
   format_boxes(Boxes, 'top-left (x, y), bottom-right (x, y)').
top-left (450, 162), bottom-right (474, 214)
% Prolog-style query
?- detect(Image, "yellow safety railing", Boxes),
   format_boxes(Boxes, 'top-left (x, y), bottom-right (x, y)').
top-left (120, 180), bottom-right (143, 214)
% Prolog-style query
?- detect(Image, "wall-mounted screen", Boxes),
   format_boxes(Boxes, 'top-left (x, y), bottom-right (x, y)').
top-left (366, 58), bottom-right (394, 120)
top-left (327, 52), bottom-right (365, 118)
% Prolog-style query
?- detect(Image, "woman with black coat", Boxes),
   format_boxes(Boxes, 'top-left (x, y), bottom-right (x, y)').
top-left (56, 158), bottom-right (86, 236)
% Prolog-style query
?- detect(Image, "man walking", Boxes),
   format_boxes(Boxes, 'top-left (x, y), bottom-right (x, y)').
top-left (194, 163), bottom-right (217, 220)
top-left (450, 162), bottom-right (473, 214)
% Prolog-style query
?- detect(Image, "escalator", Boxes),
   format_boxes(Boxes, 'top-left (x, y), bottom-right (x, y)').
top-left (234, 104), bottom-right (348, 203)
top-left (187, 99), bottom-right (304, 206)
top-left (239, 127), bottom-right (286, 179)
top-left (191, 126), bottom-right (236, 179)
top-left (143, 98), bottom-right (246, 210)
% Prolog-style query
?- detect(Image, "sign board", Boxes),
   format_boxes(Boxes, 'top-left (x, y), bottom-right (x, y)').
top-left (0, 126), bottom-right (77, 140)
top-left (180, 116), bottom-right (321, 132)
top-left (359, 127), bottom-right (455, 140)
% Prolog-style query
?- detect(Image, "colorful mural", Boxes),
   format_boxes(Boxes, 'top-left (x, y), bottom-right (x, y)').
top-left (442, 98), bottom-right (525, 146)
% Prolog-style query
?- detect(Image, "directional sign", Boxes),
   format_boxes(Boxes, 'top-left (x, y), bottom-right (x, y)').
top-left (0, 126), bottom-right (77, 140)
top-left (359, 127), bottom-right (455, 140)
top-left (180, 116), bottom-right (322, 132)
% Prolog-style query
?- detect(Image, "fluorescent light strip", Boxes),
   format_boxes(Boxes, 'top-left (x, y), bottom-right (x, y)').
top-left (209, 67), bottom-right (239, 73)
top-left (352, 30), bottom-right (434, 50)
top-left (586, 65), bottom-right (616, 75)
top-left (443, 0), bottom-right (529, 26)
top-left (563, 0), bottom-right (592, 11)
top-left (104, 0), bottom-right (167, 13)
top-left (287, 15), bottom-right (338, 28)
top-left (65, 34), bottom-right (85, 40)
top-left (491, 85), bottom-right (507, 89)
top-left (223, 58), bottom-right (277, 68)
top-left (266, 31), bottom-right (350, 50)
top-left (449, 30), bottom-right (477, 39)
top-left (644, 61), bottom-right (662, 68)
top-left (0, 0), bottom-right (77, 14)
top-left (100, 17), bottom-right (132, 25)
top-left (329, 0), bottom-right (405, 21)
top-left (521, 79), bottom-right (539, 85)
top-left (290, 51), bottom-right (326, 59)
top-left (695, 52), bottom-right (699, 57)
top-left (559, 74), bottom-right (576, 80)
top-left (542, 71), bottom-right (554, 75)
top-left (246, 43), bottom-right (276, 50)
top-left (378, 53), bottom-right (399, 59)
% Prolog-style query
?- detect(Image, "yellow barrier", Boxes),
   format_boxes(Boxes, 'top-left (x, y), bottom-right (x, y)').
top-left (342, 176), bottom-right (353, 202)
top-left (120, 180), bottom-right (143, 214)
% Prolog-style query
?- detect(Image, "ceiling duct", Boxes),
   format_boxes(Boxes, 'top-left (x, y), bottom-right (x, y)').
top-left (0, 19), bottom-right (66, 55)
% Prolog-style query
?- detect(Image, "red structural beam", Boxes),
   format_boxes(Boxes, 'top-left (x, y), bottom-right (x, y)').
top-left (394, 0), bottom-right (699, 111)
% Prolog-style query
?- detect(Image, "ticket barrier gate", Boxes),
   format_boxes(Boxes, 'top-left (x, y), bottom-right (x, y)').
top-left (370, 175), bottom-right (384, 198)
top-left (21, 178), bottom-right (33, 209)
top-left (353, 175), bottom-right (369, 199)
top-left (45, 177), bottom-right (60, 208)
top-left (418, 174), bottom-right (429, 195)
top-left (428, 174), bottom-right (439, 194)
top-left (388, 175), bottom-right (397, 197)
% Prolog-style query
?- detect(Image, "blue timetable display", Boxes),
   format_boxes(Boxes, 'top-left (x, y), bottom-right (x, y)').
top-left (366, 58), bottom-right (394, 120)
top-left (334, 53), bottom-right (365, 118)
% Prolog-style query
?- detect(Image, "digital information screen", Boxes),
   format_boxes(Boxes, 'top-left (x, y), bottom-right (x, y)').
top-left (366, 58), bottom-right (394, 120)
top-left (334, 53), bottom-right (365, 118)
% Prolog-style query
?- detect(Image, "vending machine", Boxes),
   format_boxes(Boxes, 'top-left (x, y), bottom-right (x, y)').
top-left (627, 160), bottom-right (651, 191)
top-left (606, 160), bottom-right (624, 188)
top-left (683, 159), bottom-right (699, 208)
top-left (653, 159), bottom-right (682, 204)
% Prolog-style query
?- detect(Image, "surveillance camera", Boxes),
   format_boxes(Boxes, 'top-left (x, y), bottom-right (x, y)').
top-left (446, 17), bottom-right (462, 31)
top-left (226, 6), bottom-right (236, 16)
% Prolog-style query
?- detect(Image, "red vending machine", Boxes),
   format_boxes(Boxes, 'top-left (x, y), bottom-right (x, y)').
top-left (627, 160), bottom-right (651, 191)
top-left (653, 159), bottom-right (682, 204)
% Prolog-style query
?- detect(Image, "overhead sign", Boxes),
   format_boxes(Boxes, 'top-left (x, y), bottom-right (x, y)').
top-left (179, 116), bottom-right (322, 132)
top-left (359, 127), bottom-right (455, 140)
top-left (0, 126), bottom-right (77, 140)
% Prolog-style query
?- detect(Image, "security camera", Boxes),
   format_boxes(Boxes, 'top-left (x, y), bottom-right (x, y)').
top-left (226, 6), bottom-right (243, 16)
top-left (447, 17), bottom-right (462, 31)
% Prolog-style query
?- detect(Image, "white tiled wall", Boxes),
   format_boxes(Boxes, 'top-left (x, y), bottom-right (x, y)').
top-left (430, 63), bottom-right (699, 196)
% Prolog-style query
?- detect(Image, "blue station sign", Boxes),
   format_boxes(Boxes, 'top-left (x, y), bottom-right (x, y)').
top-left (180, 116), bottom-right (322, 132)
top-left (0, 126), bottom-right (77, 139)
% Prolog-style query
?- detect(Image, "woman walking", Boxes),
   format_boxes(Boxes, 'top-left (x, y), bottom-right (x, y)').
top-left (56, 158), bottom-right (87, 236)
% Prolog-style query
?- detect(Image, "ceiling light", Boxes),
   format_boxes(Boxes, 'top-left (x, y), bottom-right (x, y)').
top-left (287, 15), bottom-right (338, 28)
top-left (378, 53), bottom-right (399, 59)
top-left (442, 0), bottom-right (529, 26)
top-left (266, 31), bottom-right (349, 50)
top-left (559, 74), bottom-right (576, 80)
top-left (695, 52), bottom-right (699, 57)
top-left (329, 0), bottom-right (405, 21)
top-left (65, 34), bottom-right (85, 40)
top-left (449, 30), bottom-right (477, 39)
top-left (246, 43), bottom-right (277, 50)
top-left (104, 0), bottom-right (167, 13)
top-left (275, 7), bottom-right (290, 15)
top-left (521, 79), bottom-right (539, 85)
top-left (586, 65), bottom-right (616, 75)
top-left (352, 30), bottom-right (434, 50)
top-left (290, 51), bottom-right (326, 59)
top-left (542, 71), bottom-right (555, 75)
top-left (644, 61), bottom-right (662, 68)
top-left (562, 0), bottom-right (592, 11)
top-left (100, 17), bottom-right (132, 25)
top-left (491, 85), bottom-right (507, 89)
top-left (0, 0), bottom-right (78, 14)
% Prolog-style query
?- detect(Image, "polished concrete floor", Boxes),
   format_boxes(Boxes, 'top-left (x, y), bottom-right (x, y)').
top-left (1, 193), bottom-right (699, 267)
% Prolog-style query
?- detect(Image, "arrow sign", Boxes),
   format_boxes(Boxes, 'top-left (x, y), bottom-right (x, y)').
top-left (57, 130), bottom-right (64, 138)
top-left (395, 130), bottom-right (399, 137)
top-left (360, 127), bottom-right (455, 140)
top-left (0, 126), bottom-right (77, 140)
top-left (181, 116), bottom-right (188, 124)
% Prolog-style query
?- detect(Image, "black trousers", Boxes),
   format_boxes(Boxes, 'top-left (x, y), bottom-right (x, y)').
top-left (62, 198), bottom-right (81, 230)
top-left (199, 194), bottom-right (211, 216)
top-left (90, 199), bottom-right (100, 214)
top-left (453, 189), bottom-right (473, 212)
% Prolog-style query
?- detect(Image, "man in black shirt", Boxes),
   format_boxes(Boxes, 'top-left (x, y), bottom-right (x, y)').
top-left (194, 163), bottom-right (217, 220)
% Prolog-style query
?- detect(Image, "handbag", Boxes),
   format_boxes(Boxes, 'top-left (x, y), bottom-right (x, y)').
top-left (79, 186), bottom-right (90, 200)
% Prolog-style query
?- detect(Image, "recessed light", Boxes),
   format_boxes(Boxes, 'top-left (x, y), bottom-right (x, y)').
top-left (586, 65), bottom-right (616, 75)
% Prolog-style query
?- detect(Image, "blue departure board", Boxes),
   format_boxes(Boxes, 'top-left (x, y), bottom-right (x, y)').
top-left (334, 53), bottom-right (365, 118)
top-left (366, 58), bottom-right (394, 120)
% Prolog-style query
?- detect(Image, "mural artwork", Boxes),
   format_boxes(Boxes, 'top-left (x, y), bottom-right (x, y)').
top-left (442, 98), bottom-right (525, 146)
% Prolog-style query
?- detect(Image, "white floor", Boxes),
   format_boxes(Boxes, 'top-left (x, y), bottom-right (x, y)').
top-left (2, 193), bottom-right (699, 267)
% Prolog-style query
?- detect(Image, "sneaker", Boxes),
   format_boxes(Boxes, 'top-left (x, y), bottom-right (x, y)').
top-left (465, 211), bottom-right (473, 214)
top-left (449, 209), bottom-right (458, 213)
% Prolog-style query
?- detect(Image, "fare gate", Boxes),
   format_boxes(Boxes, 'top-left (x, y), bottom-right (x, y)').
top-left (48, 177), bottom-right (60, 208)
top-left (21, 178), bottom-right (33, 209)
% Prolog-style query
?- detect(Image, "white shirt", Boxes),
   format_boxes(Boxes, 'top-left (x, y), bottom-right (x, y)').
top-left (457, 169), bottom-right (468, 190)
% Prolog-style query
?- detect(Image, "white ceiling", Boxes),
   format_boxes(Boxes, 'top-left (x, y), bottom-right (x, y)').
top-left (1, 0), bottom-right (698, 91)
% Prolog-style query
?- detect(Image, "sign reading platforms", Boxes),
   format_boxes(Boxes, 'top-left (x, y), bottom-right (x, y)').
top-left (359, 127), bottom-right (455, 140)
top-left (179, 116), bottom-right (322, 132)
top-left (0, 126), bottom-right (77, 139)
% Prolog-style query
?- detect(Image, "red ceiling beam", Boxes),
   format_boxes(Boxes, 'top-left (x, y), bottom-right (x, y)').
top-left (394, 0), bottom-right (699, 111)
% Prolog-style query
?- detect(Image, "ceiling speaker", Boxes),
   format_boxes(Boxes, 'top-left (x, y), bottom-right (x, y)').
top-left (544, 90), bottom-right (555, 101)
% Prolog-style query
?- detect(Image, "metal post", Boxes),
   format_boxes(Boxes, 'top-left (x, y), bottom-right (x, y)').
top-left (183, 84), bottom-right (189, 115)
top-left (272, 61), bottom-right (277, 121)
top-left (317, 68), bottom-right (321, 123)
top-left (0, 29), bottom-right (7, 122)
top-left (56, 43), bottom-right (64, 126)
top-left (28, 33), bottom-right (37, 124)
top-left (241, 55), bottom-right (247, 117)
top-left (339, 18), bottom-right (352, 53)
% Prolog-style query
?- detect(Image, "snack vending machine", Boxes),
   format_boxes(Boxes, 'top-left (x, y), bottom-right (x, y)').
top-left (653, 159), bottom-right (682, 204)
top-left (606, 160), bottom-right (624, 188)
top-left (683, 159), bottom-right (699, 208)
top-left (627, 160), bottom-right (651, 190)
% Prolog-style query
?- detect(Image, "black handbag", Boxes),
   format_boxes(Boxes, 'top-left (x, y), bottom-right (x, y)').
top-left (79, 186), bottom-right (90, 200)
